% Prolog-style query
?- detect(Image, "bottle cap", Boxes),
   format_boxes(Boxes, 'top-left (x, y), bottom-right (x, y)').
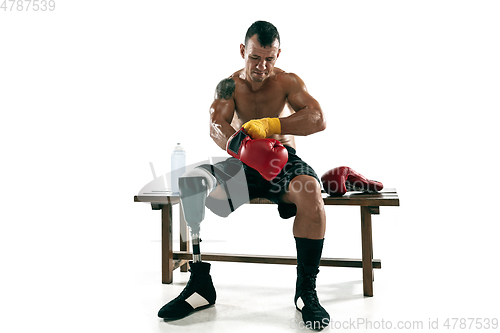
top-left (174, 143), bottom-right (184, 151)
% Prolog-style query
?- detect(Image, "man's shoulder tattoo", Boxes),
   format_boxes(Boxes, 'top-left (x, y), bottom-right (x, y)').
top-left (215, 78), bottom-right (235, 100)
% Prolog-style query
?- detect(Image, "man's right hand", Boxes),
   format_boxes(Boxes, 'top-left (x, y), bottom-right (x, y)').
top-left (242, 117), bottom-right (281, 139)
top-left (226, 128), bottom-right (288, 181)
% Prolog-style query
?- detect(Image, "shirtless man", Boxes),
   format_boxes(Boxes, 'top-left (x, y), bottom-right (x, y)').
top-left (158, 21), bottom-right (330, 330)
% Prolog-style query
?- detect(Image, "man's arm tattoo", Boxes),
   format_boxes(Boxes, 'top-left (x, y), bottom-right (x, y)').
top-left (215, 78), bottom-right (235, 100)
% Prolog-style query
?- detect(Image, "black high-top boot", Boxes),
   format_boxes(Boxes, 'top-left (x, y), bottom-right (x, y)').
top-left (294, 264), bottom-right (330, 331)
top-left (158, 261), bottom-right (216, 320)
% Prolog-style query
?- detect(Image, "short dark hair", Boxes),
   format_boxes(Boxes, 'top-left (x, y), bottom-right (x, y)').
top-left (244, 21), bottom-right (280, 47)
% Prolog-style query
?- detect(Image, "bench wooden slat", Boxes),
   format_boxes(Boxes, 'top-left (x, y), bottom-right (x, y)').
top-left (249, 188), bottom-right (399, 207)
top-left (135, 189), bottom-right (399, 207)
top-left (134, 195), bottom-right (179, 205)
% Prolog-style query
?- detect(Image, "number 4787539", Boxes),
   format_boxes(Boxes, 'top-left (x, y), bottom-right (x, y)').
top-left (1, 0), bottom-right (56, 11)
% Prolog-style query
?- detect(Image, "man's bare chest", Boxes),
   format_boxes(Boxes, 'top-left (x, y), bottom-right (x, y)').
top-left (233, 83), bottom-right (287, 121)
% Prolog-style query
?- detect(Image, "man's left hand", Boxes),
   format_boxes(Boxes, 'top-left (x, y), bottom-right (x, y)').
top-left (242, 117), bottom-right (281, 139)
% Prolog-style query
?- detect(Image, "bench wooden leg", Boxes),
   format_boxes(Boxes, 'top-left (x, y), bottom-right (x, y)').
top-left (161, 203), bottom-right (173, 284)
top-left (360, 206), bottom-right (374, 297)
top-left (179, 206), bottom-right (190, 272)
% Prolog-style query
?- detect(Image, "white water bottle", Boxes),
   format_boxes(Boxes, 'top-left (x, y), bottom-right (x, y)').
top-left (171, 143), bottom-right (186, 194)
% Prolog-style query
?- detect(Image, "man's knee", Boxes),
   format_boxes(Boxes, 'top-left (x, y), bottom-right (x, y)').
top-left (287, 176), bottom-right (325, 218)
top-left (287, 176), bottom-right (323, 202)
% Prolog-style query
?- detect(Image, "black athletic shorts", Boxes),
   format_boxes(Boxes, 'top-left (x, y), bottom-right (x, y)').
top-left (198, 146), bottom-right (320, 219)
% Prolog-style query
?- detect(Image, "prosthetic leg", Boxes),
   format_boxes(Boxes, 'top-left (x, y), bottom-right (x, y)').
top-left (178, 168), bottom-right (217, 262)
top-left (157, 168), bottom-right (217, 320)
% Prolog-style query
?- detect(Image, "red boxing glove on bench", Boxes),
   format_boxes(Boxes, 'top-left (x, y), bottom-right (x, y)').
top-left (321, 166), bottom-right (383, 196)
top-left (226, 128), bottom-right (288, 181)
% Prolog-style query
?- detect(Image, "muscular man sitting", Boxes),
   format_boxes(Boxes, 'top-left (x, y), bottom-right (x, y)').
top-left (158, 21), bottom-right (329, 330)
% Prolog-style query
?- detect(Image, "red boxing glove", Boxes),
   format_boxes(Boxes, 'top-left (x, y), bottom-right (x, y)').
top-left (227, 128), bottom-right (288, 181)
top-left (321, 166), bottom-right (383, 196)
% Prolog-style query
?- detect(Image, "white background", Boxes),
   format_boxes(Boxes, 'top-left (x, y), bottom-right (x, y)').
top-left (1, 1), bottom-right (499, 332)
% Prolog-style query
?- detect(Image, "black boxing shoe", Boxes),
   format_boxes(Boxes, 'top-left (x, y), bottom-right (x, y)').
top-left (294, 264), bottom-right (330, 331)
top-left (158, 261), bottom-right (216, 320)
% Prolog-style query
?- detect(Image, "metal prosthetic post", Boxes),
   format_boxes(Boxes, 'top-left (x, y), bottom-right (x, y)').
top-left (190, 227), bottom-right (202, 263)
top-left (178, 168), bottom-right (216, 264)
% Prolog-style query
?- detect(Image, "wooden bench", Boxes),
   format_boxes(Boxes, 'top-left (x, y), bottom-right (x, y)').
top-left (134, 187), bottom-right (399, 297)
